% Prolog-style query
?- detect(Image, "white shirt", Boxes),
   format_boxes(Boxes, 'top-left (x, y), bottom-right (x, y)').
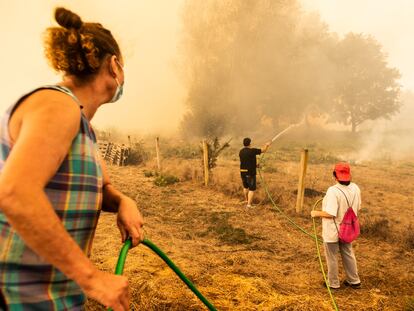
top-left (322, 182), bottom-right (361, 243)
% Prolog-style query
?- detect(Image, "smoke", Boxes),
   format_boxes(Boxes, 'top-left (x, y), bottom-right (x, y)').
top-left (179, 0), bottom-right (337, 139)
top-left (350, 91), bottom-right (414, 162)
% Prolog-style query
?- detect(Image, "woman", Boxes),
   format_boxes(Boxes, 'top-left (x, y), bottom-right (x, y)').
top-left (311, 162), bottom-right (361, 289)
top-left (0, 7), bottom-right (143, 311)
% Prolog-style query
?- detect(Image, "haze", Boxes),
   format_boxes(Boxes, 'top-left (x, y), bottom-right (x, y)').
top-left (1, 0), bottom-right (413, 134)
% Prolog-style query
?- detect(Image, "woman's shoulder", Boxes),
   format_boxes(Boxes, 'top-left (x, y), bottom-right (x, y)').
top-left (20, 87), bottom-right (81, 116)
top-left (11, 87), bottom-right (82, 137)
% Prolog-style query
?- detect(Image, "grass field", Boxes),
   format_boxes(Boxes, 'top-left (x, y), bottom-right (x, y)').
top-left (86, 138), bottom-right (414, 310)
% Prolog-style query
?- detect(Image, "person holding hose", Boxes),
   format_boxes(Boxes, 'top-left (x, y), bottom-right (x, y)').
top-left (0, 7), bottom-right (143, 311)
top-left (311, 163), bottom-right (361, 289)
top-left (239, 138), bottom-right (271, 208)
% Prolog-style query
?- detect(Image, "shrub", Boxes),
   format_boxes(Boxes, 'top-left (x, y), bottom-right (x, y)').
top-left (154, 174), bottom-right (180, 187)
top-left (143, 170), bottom-right (154, 178)
top-left (203, 137), bottom-right (231, 171)
top-left (128, 142), bottom-right (149, 165)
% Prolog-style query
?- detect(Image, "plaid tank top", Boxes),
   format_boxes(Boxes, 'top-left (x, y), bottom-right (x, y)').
top-left (0, 86), bottom-right (103, 310)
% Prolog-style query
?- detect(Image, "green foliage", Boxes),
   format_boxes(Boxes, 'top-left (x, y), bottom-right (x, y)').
top-left (203, 137), bottom-right (231, 170)
top-left (154, 174), bottom-right (180, 187)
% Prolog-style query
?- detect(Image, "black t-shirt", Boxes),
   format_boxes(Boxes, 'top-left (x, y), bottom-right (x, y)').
top-left (239, 147), bottom-right (262, 175)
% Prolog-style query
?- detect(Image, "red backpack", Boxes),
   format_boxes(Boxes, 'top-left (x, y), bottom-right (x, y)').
top-left (334, 187), bottom-right (360, 243)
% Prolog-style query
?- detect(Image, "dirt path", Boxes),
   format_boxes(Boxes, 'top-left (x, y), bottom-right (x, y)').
top-left (86, 166), bottom-right (414, 310)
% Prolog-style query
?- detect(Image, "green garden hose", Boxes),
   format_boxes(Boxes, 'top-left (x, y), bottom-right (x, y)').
top-left (258, 122), bottom-right (338, 309)
top-left (312, 199), bottom-right (339, 311)
top-left (257, 167), bottom-right (323, 243)
top-left (109, 238), bottom-right (217, 311)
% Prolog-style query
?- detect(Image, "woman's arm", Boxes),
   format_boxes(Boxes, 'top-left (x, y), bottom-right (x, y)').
top-left (311, 210), bottom-right (334, 218)
top-left (100, 158), bottom-right (144, 246)
top-left (0, 90), bottom-right (129, 310)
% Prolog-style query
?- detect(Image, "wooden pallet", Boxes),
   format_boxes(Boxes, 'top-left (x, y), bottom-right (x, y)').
top-left (98, 141), bottom-right (130, 166)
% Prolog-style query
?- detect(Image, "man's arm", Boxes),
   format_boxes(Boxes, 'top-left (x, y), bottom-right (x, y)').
top-left (0, 91), bottom-right (129, 310)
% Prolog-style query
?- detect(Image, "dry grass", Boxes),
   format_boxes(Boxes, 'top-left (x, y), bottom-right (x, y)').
top-left (86, 153), bottom-right (414, 310)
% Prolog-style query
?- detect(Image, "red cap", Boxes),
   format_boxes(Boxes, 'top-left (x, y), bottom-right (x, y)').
top-left (334, 162), bottom-right (351, 182)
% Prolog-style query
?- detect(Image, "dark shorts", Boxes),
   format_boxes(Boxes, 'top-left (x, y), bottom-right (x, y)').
top-left (241, 173), bottom-right (256, 191)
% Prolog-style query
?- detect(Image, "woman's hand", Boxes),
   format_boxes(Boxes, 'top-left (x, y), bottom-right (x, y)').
top-left (116, 196), bottom-right (144, 247)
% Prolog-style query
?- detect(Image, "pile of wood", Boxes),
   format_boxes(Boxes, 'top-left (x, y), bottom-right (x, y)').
top-left (98, 141), bottom-right (130, 166)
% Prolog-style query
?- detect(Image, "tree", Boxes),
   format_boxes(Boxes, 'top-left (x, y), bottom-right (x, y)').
top-left (330, 33), bottom-right (401, 132)
top-left (179, 0), bottom-right (337, 138)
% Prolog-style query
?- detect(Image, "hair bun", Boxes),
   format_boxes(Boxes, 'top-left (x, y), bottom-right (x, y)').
top-left (55, 7), bottom-right (82, 30)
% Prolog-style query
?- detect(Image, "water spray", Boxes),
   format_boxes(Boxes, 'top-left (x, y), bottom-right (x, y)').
top-left (270, 118), bottom-right (305, 144)
top-left (271, 119), bottom-right (305, 143)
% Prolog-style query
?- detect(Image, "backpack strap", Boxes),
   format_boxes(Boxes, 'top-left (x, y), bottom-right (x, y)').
top-left (335, 186), bottom-right (355, 209)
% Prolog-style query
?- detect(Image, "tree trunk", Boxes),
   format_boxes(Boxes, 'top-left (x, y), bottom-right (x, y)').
top-left (305, 113), bottom-right (310, 128)
top-left (350, 110), bottom-right (357, 133)
top-left (351, 121), bottom-right (356, 133)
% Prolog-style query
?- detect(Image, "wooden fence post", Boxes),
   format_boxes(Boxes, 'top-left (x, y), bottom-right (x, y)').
top-left (295, 149), bottom-right (309, 213)
top-left (203, 140), bottom-right (209, 186)
top-left (155, 137), bottom-right (162, 172)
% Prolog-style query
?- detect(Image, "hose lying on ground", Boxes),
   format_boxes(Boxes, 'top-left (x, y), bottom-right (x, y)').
top-left (258, 122), bottom-right (339, 310)
top-left (109, 238), bottom-right (217, 311)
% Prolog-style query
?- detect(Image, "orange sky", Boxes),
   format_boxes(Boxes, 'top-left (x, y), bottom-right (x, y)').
top-left (0, 0), bottom-right (186, 135)
top-left (1, 0), bottom-right (413, 133)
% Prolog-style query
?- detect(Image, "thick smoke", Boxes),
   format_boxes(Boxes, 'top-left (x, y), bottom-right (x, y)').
top-left (179, 0), bottom-right (401, 145)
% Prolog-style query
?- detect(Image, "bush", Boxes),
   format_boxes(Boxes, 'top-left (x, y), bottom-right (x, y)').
top-left (203, 137), bottom-right (231, 170)
top-left (143, 170), bottom-right (154, 177)
top-left (128, 142), bottom-right (149, 165)
top-left (154, 174), bottom-right (180, 187)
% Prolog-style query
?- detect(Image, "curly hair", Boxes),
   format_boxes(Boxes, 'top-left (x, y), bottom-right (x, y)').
top-left (44, 7), bottom-right (121, 79)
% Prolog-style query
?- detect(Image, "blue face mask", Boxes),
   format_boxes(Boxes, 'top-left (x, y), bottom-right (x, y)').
top-left (109, 59), bottom-right (124, 103)
top-left (109, 77), bottom-right (124, 103)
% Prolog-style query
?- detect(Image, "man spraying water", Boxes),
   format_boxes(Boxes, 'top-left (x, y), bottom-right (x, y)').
top-left (240, 119), bottom-right (304, 208)
top-left (239, 138), bottom-right (271, 208)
